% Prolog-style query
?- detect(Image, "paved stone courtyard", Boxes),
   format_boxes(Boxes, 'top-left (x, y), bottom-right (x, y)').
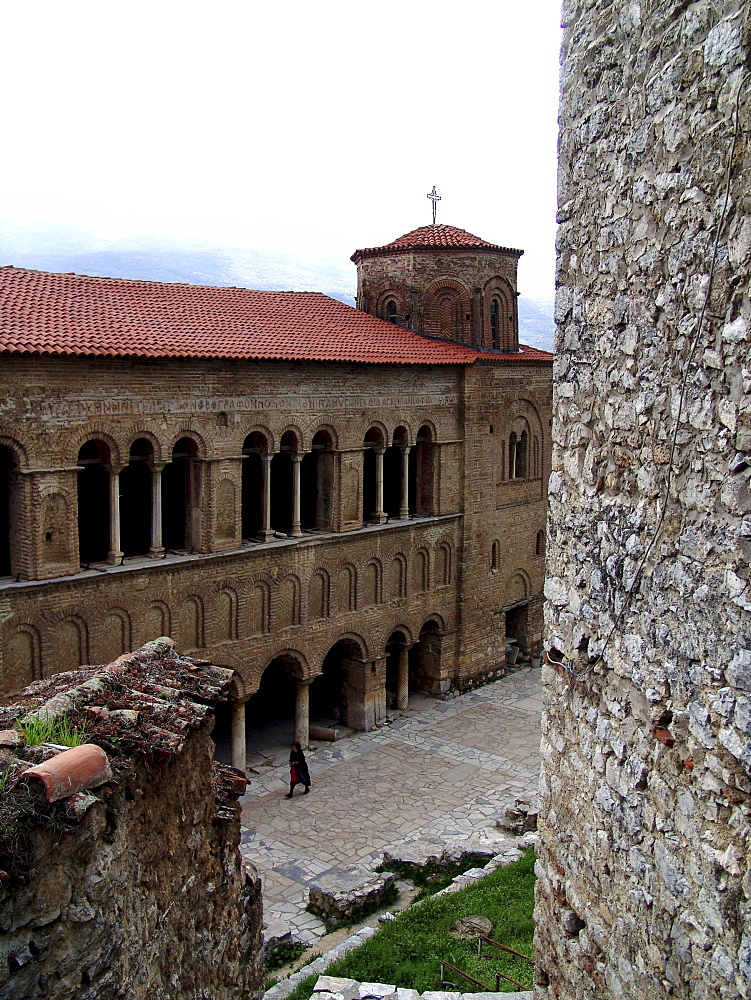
top-left (238, 666), bottom-right (542, 943)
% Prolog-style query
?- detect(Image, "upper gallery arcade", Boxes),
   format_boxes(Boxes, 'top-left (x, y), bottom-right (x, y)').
top-left (0, 222), bottom-right (552, 764)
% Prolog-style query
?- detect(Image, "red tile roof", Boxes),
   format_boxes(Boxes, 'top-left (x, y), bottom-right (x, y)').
top-left (0, 266), bottom-right (551, 364)
top-left (352, 224), bottom-right (523, 261)
top-left (0, 266), bottom-right (480, 365)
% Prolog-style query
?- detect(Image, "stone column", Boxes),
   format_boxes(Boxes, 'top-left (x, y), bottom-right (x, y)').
top-left (107, 465), bottom-right (124, 564)
top-left (257, 454), bottom-right (274, 542)
top-left (290, 454), bottom-right (303, 537)
top-left (150, 461), bottom-right (165, 557)
top-left (396, 643), bottom-right (411, 711)
top-left (231, 698), bottom-right (248, 772)
top-left (399, 446), bottom-right (411, 520)
top-left (373, 447), bottom-right (388, 523)
top-left (294, 678), bottom-right (312, 748)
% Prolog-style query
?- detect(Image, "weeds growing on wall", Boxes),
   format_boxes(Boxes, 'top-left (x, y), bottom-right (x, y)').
top-left (19, 714), bottom-right (88, 747)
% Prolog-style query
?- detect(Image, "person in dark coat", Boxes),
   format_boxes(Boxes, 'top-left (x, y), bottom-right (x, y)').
top-left (285, 740), bottom-right (311, 797)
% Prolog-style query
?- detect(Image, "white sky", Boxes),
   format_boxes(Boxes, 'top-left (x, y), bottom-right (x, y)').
top-left (1, 1), bottom-right (562, 301)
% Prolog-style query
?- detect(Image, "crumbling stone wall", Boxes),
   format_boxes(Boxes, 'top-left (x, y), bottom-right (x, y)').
top-left (0, 640), bottom-right (263, 999)
top-left (537, 2), bottom-right (751, 998)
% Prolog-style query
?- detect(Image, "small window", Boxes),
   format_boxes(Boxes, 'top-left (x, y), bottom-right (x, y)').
top-left (385, 300), bottom-right (398, 325)
top-left (490, 299), bottom-right (499, 350)
top-left (491, 540), bottom-right (500, 574)
top-left (536, 530), bottom-right (545, 557)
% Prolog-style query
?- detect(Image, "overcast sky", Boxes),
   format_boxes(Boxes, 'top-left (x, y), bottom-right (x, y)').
top-left (2, 1), bottom-right (563, 301)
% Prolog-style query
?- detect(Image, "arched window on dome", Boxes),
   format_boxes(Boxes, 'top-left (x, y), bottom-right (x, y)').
top-left (385, 299), bottom-right (398, 325)
top-left (490, 299), bottom-right (500, 350)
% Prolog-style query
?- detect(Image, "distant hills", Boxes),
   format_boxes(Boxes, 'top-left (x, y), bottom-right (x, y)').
top-left (0, 241), bottom-right (555, 353)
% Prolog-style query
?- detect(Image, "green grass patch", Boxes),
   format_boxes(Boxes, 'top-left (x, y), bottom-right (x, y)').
top-left (19, 715), bottom-right (88, 748)
top-left (308, 882), bottom-right (399, 933)
top-left (284, 973), bottom-right (318, 1000)
top-left (322, 849), bottom-right (535, 994)
top-left (378, 852), bottom-right (492, 901)
top-left (265, 941), bottom-right (309, 972)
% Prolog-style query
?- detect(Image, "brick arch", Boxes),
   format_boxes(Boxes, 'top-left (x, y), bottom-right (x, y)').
top-left (1, 617), bottom-right (43, 694)
top-left (375, 287), bottom-right (408, 324)
top-left (100, 606), bottom-right (133, 664)
top-left (69, 426), bottom-right (122, 466)
top-left (322, 630), bottom-right (371, 662)
top-left (277, 424), bottom-right (305, 453)
top-left (0, 431), bottom-right (29, 470)
top-left (375, 620), bottom-right (415, 652)
top-left (238, 422), bottom-right (275, 454)
top-left (122, 428), bottom-right (164, 462)
top-left (435, 537), bottom-right (454, 587)
top-left (308, 422), bottom-right (339, 450)
top-left (482, 276), bottom-right (517, 352)
top-left (40, 489), bottom-right (73, 566)
top-left (166, 429), bottom-right (207, 458)
top-left (422, 277), bottom-right (472, 343)
top-left (391, 423), bottom-right (413, 447)
top-left (507, 568), bottom-right (531, 602)
top-left (257, 647), bottom-right (310, 685)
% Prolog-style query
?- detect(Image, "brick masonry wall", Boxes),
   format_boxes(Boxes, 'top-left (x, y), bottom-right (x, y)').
top-left (538, 2), bottom-right (751, 998)
top-left (356, 249), bottom-right (520, 350)
top-left (0, 352), bottom-right (550, 701)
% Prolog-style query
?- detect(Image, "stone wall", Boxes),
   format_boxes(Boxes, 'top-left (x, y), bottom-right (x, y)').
top-left (0, 639), bottom-right (262, 999)
top-left (537, 1), bottom-right (751, 998)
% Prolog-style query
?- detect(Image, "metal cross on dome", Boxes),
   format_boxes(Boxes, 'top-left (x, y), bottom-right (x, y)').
top-left (427, 185), bottom-right (441, 225)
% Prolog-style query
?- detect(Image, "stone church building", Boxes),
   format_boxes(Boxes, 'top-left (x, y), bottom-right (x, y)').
top-left (0, 223), bottom-right (552, 763)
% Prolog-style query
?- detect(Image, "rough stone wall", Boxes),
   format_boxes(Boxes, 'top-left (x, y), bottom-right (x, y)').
top-left (0, 640), bottom-right (262, 999)
top-left (0, 351), bottom-right (550, 700)
top-left (537, 2), bottom-right (751, 998)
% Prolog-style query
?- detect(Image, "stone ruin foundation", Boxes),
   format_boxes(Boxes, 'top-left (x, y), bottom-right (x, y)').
top-left (538, 1), bottom-right (751, 997)
top-left (0, 638), bottom-right (263, 999)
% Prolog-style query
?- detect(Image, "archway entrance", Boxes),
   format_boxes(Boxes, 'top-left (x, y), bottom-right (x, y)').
top-left (0, 445), bottom-right (17, 576)
top-left (409, 621), bottom-right (443, 695)
top-left (505, 602), bottom-right (529, 663)
top-left (77, 439), bottom-right (111, 565)
top-left (246, 655), bottom-right (299, 747)
top-left (311, 640), bottom-right (357, 727)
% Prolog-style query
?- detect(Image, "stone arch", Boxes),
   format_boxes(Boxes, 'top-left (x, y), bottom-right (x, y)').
top-left (311, 634), bottom-right (370, 728)
top-left (423, 277), bottom-right (472, 343)
top-left (308, 569), bottom-right (330, 621)
top-left (246, 649), bottom-right (309, 742)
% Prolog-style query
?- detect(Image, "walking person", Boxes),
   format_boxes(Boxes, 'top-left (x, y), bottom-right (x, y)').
top-left (285, 740), bottom-right (311, 798)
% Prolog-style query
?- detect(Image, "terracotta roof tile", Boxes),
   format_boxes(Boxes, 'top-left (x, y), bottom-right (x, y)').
top-left (0, 266), bottom-right (550, 365)
top-left (0, 266), bottom-right (485, 366)
top-left (352, 224), bottom-right (523, 260)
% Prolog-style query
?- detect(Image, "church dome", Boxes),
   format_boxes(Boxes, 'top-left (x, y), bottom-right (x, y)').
top-left (351, 225), bottom-right (522, 261)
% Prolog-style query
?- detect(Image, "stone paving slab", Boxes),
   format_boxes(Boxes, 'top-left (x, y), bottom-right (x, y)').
top-left (240, 667), bottom-right (542, 942)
